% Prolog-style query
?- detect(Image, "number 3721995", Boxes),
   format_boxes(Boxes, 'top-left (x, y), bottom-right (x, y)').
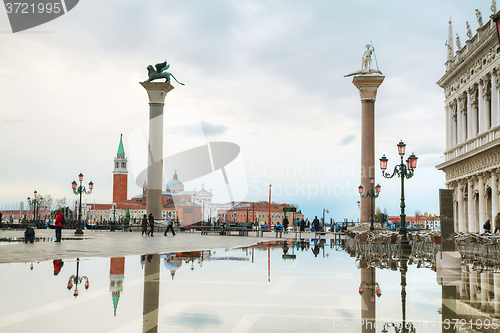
top-left (5, 3), bottom-right (62, 14)
top-left (443, 319), bottom-right (498, 330)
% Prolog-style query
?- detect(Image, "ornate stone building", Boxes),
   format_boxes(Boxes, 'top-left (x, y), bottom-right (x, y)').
top-left (436, 9), bottom-right (500, 232)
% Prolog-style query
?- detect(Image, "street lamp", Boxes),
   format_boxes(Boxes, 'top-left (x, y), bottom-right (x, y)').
top-left (27, 191), bottom-right (42, 225)
top-left (358, 176), bottom-right (381, 232)
top-left (380, 140), bottom-right (417, 253)
top-left (72, 173), bottom-right (93, 235)
top-left (67, 258), bottom-right (89, 298)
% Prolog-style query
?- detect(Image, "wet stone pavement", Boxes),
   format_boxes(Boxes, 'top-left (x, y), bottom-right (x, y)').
top-left (0, 228), bottom-right (299, 264)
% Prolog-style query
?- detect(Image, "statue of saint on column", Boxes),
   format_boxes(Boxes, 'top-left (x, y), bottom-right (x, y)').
top-left (345, 43), bottom-right (383, 77)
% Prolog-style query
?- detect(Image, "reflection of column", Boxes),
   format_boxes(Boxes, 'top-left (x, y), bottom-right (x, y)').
top-left (442, 285), bottom-right (458, 333)
top-left (360, 266), bottom-right (376, 333)
top-left (481, 272), bottom-right (489, 311)
top-left (143, 254), bottom-right (161, 333)
top-left (140, 82), bottom-right (174, 219)
top-left (351, 75), bottom-right (384, 224)
top-left (494, 273), bottom-right (500, 314)
top-left (470, 271), bottom-right (479, 308)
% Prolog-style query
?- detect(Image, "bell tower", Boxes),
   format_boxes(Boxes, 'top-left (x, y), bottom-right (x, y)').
top-left (113, 134), bottom-right (128, 203)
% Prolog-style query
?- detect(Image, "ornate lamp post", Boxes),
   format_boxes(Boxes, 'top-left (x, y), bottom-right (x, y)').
top-left (379, 140), bottom-right (417, 253)
top-left (72, 173), bottom-right (93, 235)
top-left (322, 209), bottom-right (329, 231)
top-left (358, 176), bottom-right (381, 232)
top-left (67, 258), bottom-right (89, 298)
top-left (27, 191), bottom-right (42, 224)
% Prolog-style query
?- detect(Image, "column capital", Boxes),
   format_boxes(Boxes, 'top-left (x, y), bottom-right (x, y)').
top-left (351, 75), bottom-right (385, 101)
top-left (140, 82), bottom-right (174, 104)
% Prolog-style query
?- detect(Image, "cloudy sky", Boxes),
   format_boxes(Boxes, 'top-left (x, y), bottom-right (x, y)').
top-left (0, 1), bottom-right (492, 221)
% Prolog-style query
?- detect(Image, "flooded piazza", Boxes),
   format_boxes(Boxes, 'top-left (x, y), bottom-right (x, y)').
top-left (1, 235), bottom-right (498, 333)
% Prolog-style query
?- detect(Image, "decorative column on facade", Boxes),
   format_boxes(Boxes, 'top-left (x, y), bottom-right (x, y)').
top-left (445, 104), bottom-right (450, 150)
top-left (478, 79), bottom-right (485, 133)
top-left (456, 98), bottom-right (462, 144)
top-left (467, 177), bottom-right (474, 233)
top-left (492, 69), bottom-right (499, 127)
top-left (478, 174), bottom-right (487, 233)
top-left (457, 180), bottom-right (464, 233)
top-left (467, 89), bottom-right (473, 139)
top-left (484, 75), bottom-right (492, 130)
top-left (459, 93), bottom-right (467, 142)
top-left (470, 85), bottom-right (479, 137)
top-left (470, 271), bottom-right (479, 304)
top-left (492, 169), bottom-right (499, 221)
top-left (451, 102), bottom-right (458, 148)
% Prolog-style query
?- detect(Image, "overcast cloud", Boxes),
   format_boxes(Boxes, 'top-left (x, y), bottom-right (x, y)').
top-left (0, 0), bottom-right (490, 220)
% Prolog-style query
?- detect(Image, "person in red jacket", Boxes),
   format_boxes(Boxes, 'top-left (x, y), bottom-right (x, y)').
top-left (55, 211), bottom-right (64, 242)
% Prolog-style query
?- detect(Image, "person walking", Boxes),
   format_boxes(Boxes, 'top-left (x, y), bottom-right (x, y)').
top-left (495, 212), bottom-right (500, 233)
top-left (148, 213), bottom-right (155, 237)
top-left (141, 214), bottom-right (148, 236)
top-left (312, 216), bottom-right (320, 232)
top-left (300, 219), bottom-right (306, 232)
top-left (283, 216), bottom-right (289, 233)
top-left (484, 219), bottom-right (492, 233)
top-left (164, 212), bottom-right (176, 236)
top-left (55, 210), bottom-right (64, 242)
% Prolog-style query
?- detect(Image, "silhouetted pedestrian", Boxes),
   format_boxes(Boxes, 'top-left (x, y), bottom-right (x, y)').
top-left (148, 213), bottom-right (155, 236)
top-left (141, 214), bottom-right (148, 236)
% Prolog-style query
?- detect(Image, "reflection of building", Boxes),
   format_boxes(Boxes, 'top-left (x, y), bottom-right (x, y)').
top-left (436, 9), bottom-right (500, 233)
top-left (110, 257), bottom-right (125, 317)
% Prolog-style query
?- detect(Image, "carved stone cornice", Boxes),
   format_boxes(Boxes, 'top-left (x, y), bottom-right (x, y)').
top-left (443, 150), bottom-right (500, 183)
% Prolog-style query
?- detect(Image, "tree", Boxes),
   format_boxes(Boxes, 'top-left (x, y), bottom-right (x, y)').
top-left (415, 210), bottom-right (423, 229)
top-left (375, 207), bottom-right (382, 223)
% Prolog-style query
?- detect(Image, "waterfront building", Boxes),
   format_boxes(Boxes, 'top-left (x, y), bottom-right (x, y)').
top-left (436, 8), bottom-right (500, 232)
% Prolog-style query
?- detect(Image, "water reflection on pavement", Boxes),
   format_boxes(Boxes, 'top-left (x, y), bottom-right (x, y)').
top-left (0, 238), bottom-right (497, 332)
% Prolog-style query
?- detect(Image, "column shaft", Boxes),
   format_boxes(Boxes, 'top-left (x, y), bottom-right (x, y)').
top-left (479, 175), bottom-right (486, 232)
top-left (467, 178), bottom-right (474, 233)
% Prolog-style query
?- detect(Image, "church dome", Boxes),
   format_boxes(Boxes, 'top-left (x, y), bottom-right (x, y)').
top-left (166, 171), bottom-right (184, 193)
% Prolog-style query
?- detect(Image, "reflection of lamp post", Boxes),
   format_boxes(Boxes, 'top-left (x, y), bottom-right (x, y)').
top-left (67, 258), bottom-right (89, 298)
top-left (72, 173), bottom-right (93, 235)
top-left (358, 176), bottom-right (381, 232)
top-left (27, 191), bottom-right (42, 224)
top-left (381, 253), bottom-right (416, 333)
top-left (380, 140), bottom-right (417, 253)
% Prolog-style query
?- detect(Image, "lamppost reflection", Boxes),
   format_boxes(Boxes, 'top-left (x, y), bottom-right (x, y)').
top-left (67, 258), bottom-right (89, 298)
top-left (381, 253), bottom-right (416, 333)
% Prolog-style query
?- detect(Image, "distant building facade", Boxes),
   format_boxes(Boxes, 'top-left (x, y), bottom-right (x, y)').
top-left (436, 10), bottom-right (500, 232)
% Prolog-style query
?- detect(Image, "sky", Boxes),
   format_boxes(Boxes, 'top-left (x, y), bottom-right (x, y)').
top-left (0, 0), bottom-right (493, 221)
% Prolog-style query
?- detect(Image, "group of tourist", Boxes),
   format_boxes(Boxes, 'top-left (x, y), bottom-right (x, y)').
top-left (483, 212), bottom-right (500, 233)
top-left (141, 212), bottom-right (176, 237)
top-left (278, 216), bottom-right (322, 233)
